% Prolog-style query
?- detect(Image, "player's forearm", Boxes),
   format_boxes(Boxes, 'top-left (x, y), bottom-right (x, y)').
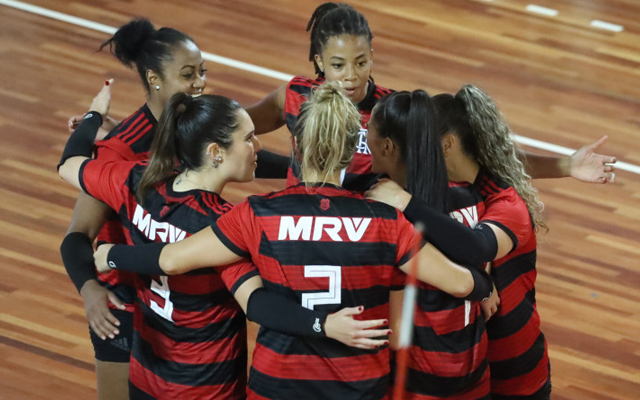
top-left (60, 232), bottom-right (98, 293)
top-left (519, 149), bottom-right (571, 179)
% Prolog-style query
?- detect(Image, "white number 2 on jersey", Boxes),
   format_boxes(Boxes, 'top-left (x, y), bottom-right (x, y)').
top-left (150, 276), bottom-right (174, 322)
top-left (301, 265), bottom-right (342, 310)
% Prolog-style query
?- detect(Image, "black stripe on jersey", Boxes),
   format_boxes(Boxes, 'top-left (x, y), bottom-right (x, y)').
top-left (405, 358), bottom-right (488, 397)
top-left (132, 329), bottom-right (247, 387)
top-left (124, 123), bottom-right (152, 146)
top-left (211, 223), bottom-right (250, 258)
top-left (492, 251), bottom-right (537, 291)
top-left (259, 240), bottom-right (398, 267)
top-left (358, 80), bottom-right (388, 112)
top-left (418, 289), bottom-right (469, 312)
top-left (139, 276), bottom-right (234, 313)
top-left (229, 269), bottom-right (260, 295)
top-left (139, 299), bottom-right (245, 343)
top-left (248, 193), bottom-right (398, 219)
top-left (129, 383), bottom-right (156, 400)
top-left (485, 289), bottom-right (536, 340)
top-left (488, 332), bottom-right (547, 380)
top-left (104, 105), bottom-right (157, 155)
top-left (482, 219), bottom-right (519, 251)
top-left (289, 76), bottom-right (321, 93)
top-left (413, 320), bottom-right (485, 354)
top-left (257, 328), bottom-right (385, 359)
top-left (248, 364), bottom-right (388, 400)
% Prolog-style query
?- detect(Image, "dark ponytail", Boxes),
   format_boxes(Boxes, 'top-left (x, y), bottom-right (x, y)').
top-left (100, 18), bottom-right (194, 93)
top-left (137, 93), bottom-right (242, 203)
top-left (370, 90), bottom-right (448, 212)
top-left (306, 2), bottom-right (373, 76)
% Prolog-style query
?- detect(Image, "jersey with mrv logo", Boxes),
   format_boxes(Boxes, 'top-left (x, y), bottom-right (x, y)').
top-left (278, 216), bottom-right (371, 242)
top-left (210, 183), bottom-right (419, 400)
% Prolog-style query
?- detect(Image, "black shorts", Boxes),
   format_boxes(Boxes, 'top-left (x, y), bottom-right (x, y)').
top-left (89, 308), bottom-right (134, 363)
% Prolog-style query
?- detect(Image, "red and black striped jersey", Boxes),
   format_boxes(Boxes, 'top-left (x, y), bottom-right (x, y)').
top-left (211, 183), bottom-right (419, 400)
top-left (284, 76), bottom-right (393, 192)
top-left (80, 159), bottom-right (258, 400)
top-left (475, 170), bottom-right (549, 397)
top-left (401, 182), bottom-right (490, 400)
top-left (91, 104), bottom-right (157, 308)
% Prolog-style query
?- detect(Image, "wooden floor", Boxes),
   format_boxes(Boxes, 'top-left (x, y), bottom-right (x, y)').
top-left (1, 0), bottom-right (639, 398)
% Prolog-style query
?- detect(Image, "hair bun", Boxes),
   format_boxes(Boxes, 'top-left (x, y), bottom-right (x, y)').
top-left (312, 80), bottom-right (345, 102)
top-left (101, 18), bottom-right (156, 68)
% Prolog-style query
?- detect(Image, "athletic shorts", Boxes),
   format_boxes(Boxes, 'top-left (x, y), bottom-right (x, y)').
top-left (89, 308), bottom-right (134, 362)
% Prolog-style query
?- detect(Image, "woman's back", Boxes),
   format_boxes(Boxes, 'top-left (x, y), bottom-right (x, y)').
top-left (212, 182), bottom-right (419, 399)
top-left (80, 159), bottom-right (253, 400)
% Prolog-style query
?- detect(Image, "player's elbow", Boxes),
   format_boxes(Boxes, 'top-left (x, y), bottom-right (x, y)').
top-left (58, 163), bottom-right (72, 183)
top-left (159, 247), bottom-right (181, 275)
top-left (452, 272), bottom-right (475, 298)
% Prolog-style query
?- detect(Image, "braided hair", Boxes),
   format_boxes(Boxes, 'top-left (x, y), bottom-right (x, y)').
top-left (306, 3), bottom-right (373, 76)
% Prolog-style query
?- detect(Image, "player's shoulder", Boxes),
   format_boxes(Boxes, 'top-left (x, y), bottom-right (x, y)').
top-left (287, 75), bottom-right (324, 94)
top-left (373, 82), bottom-right (393, 98)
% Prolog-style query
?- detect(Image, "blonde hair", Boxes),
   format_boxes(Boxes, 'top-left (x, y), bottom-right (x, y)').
top-left (458, 85), bottom-right (547, 232)
top-left (293, 81), bottom-right (362, 185)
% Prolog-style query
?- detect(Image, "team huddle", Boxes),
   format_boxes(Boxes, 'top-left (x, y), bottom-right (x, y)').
top-left (57, 3), bottom-right (616, 400)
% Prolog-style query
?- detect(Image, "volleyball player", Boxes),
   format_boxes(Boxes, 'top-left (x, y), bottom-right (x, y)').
top-left (248, 2), bottom-right (391, 191)
top-left (59, 83), bottom-right (391, 399)
top-left (93, 81), bottom-right (493, 399)
top-left (58, 18), bottom-right (207, 399)
top-left (367, 85), bottom-right (553, 399)
top-left (365, 89), bottom-right (493, 399)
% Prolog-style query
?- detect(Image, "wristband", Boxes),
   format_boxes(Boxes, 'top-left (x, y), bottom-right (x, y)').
top-left (58, 111), bottom-right (103, 169)
top-left (107, 242), bottom-right (167, 275)
top-left (464, 267), bottom-right (494, 302)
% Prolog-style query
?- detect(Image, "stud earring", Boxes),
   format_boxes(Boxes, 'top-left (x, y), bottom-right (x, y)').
top-left (155, 85), bottom-right (160, 90)
top-left (213, 156), bottom-right (222, 168)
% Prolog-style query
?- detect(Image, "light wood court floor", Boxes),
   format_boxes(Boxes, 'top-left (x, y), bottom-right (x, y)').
top-left (0, 0), bottom-right (639, 398)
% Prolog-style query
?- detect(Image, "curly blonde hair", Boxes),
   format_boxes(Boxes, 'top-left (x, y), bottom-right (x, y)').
top-left (439, 85), bottom-right (547, 232)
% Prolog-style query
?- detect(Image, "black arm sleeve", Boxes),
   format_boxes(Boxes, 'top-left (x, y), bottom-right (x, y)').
top-left (255, 149), bottom-right (290, 179)
top-left (403, 197), bottom-right (498, 265)
top-left (60, 232), bottom-right (97, 293)
top-left (58, 111), bottom-right (103, 169)
top-left (246, 288), bottom-right (327, 337)
top-left (465, 268), bottom-right (494, 302)
top-left (107, 243), bottom-right (167, 275)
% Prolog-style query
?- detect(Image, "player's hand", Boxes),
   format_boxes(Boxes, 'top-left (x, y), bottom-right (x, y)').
top-left (570, 136), bottom-right (616, 184)
top-left (80, 279), bottom-right (125, 340)
top-left (89, 79), bottom-right (113, 117)
top-left (324, 306), bottom-right (390, 349)
top-left (67, 80), bottom-right (116, 139)
top-left (67, 114), bottom-right (85, 133)
top-left (480, 284), bottom-right (500, 322)
top-left (365, 179), bottom-right (412, 211)
top-left (94, 243), bottom-right (114, 273)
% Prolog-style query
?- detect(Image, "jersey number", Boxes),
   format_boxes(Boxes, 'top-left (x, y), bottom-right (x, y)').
top-left (150, 276), bottom-right (174, 322)
top-left (301, 265), bottom-right (342, 310)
